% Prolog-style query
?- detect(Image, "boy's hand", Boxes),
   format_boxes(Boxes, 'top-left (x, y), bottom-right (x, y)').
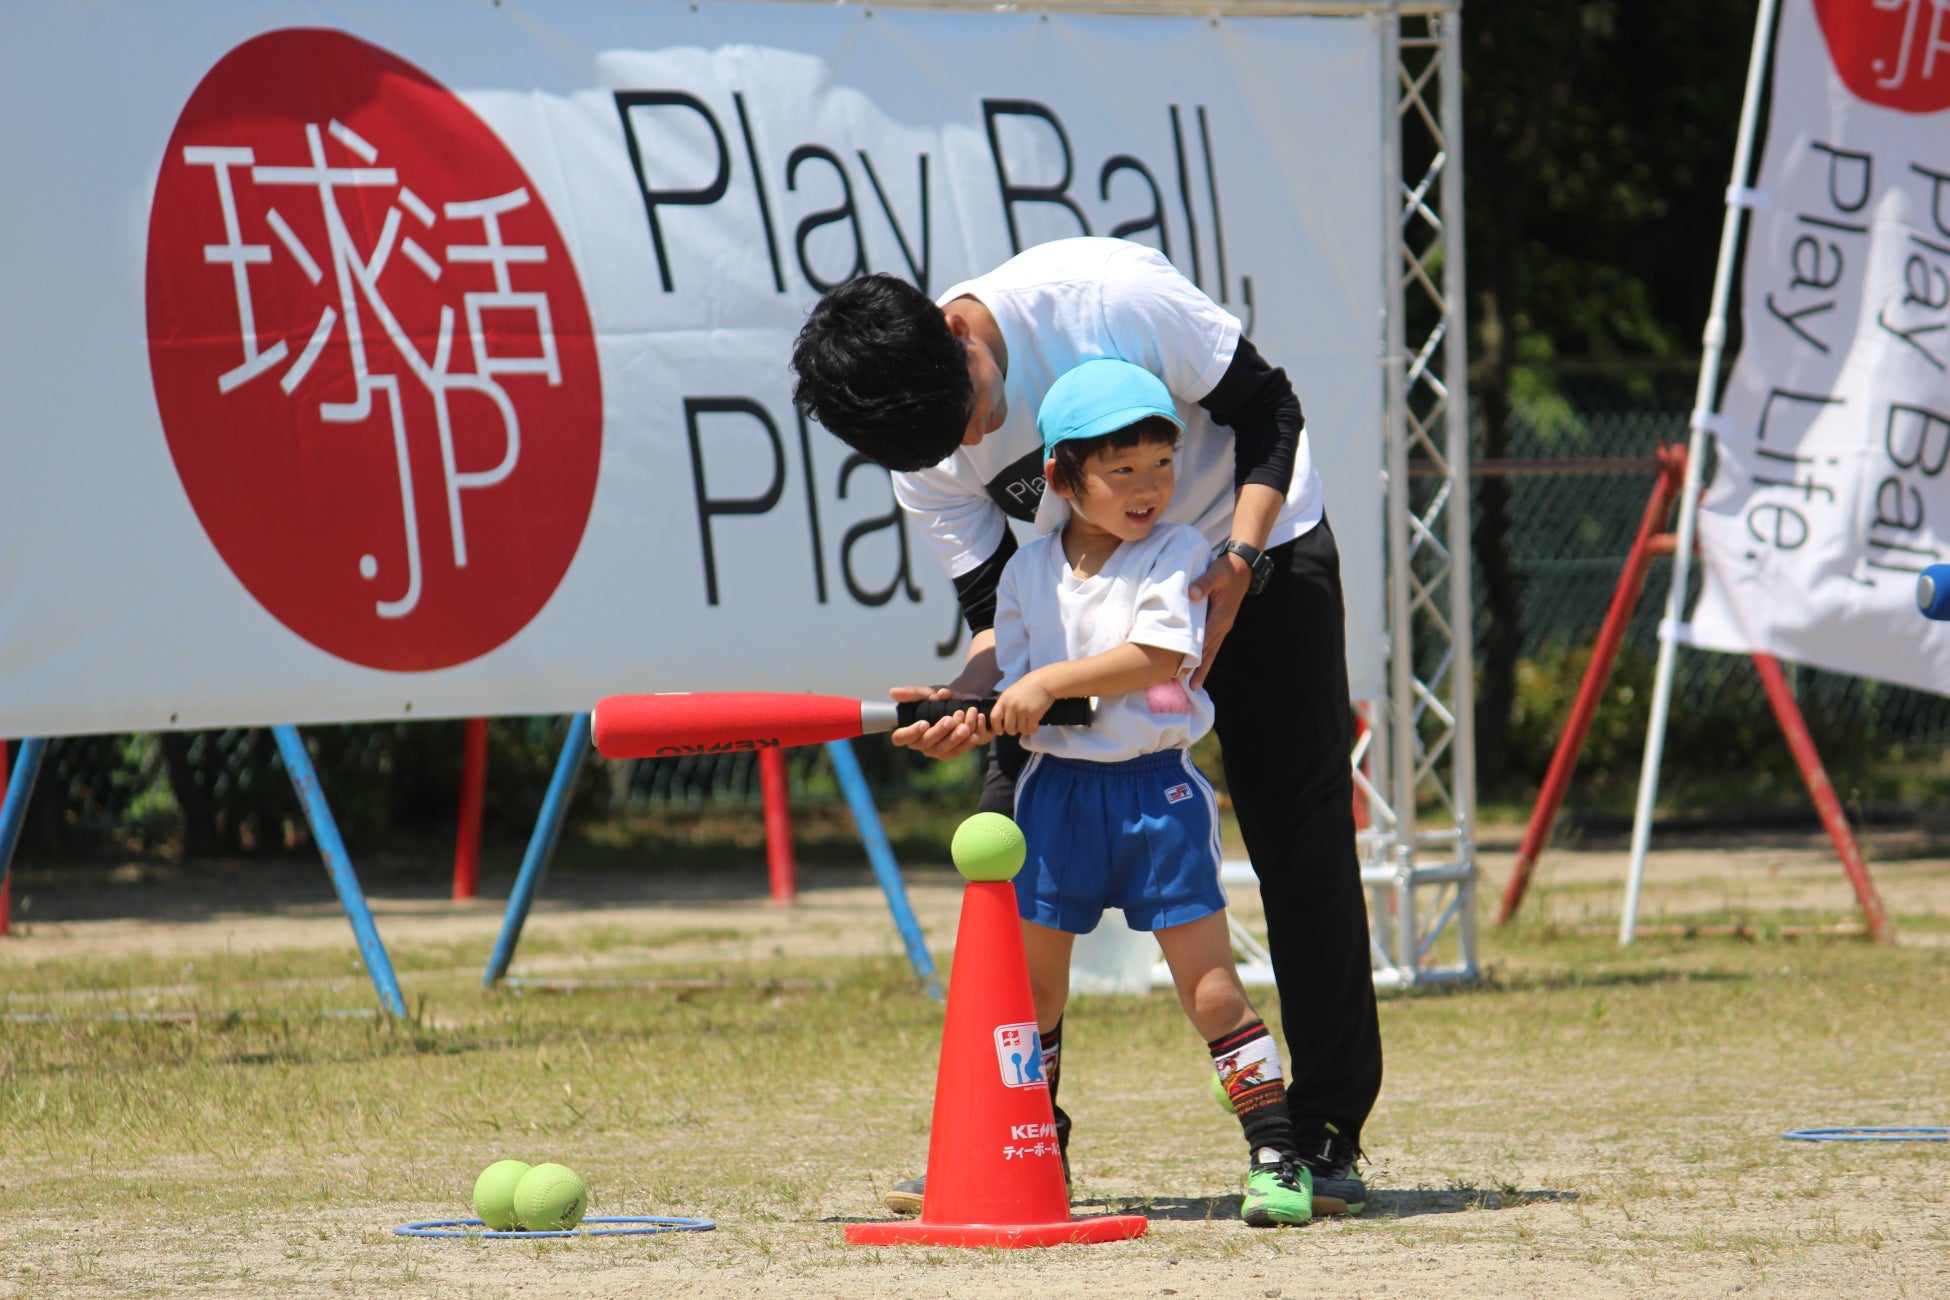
top-left (990, 676), bottom-right (1055, 736)
top-left (887, 685), bottom-right (990, 759)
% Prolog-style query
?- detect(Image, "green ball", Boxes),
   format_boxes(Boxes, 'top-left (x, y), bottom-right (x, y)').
top-left (951, 812), bottom-right (1027, 882)
top-left (1210, 1071), bottom-right (1236, 1114)
top-left (472, 1160), bottom-right (532, 1231)
top-left (513, 1162), bottom-right (588, 1231)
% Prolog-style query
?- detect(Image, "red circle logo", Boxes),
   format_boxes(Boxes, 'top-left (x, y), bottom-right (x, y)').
top-left (1814, 0), bottom-right (1950, 113)
top-left (146, 29), bottom-right (602, 671)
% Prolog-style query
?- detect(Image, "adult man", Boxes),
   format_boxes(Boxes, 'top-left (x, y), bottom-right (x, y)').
top-left (791, 237), bottom-right (1379, 1216)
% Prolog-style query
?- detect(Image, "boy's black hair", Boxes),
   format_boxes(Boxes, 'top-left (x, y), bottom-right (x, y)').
top-left (790, 274), bottom-right (972, 472)
top-left (1047, 416), bottom-right (1180, 498)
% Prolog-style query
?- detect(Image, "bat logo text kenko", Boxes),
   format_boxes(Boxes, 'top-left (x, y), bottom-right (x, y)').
top-left (653, 738), bottom-right (784, 755)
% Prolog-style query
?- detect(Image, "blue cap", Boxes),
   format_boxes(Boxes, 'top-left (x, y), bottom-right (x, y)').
top-left (1036, 359), bottom-right (1184, 455)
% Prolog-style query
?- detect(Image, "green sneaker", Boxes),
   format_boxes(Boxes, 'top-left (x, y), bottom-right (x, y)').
top-left (1241, 1150), bottom-right (1312, 1227)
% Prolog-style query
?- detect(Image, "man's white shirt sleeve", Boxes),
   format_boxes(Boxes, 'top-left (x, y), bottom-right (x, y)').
top-left (891, 456), bottom-right (1009, 580)
top-left (1100, 242), bottom-right (1240, 405)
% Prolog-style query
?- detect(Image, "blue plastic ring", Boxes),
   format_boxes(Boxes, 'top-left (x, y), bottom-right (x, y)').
top-left (1781, 1126), bottom-right (1947, 1142)
top-left (393, 1215), bottom-right (717, 1239)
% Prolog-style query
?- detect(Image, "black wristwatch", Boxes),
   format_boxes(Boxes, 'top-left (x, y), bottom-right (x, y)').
top-left (1219, 539), bottom-right (1275, 595)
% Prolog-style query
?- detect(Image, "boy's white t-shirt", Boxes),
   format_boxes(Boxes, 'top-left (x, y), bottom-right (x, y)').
top-left (994, 522), bottom-right (1216, 761)
top-left (892, 237), bottom-right (1325, 580)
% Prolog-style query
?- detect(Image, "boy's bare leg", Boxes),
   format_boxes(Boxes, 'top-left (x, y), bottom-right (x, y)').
top-left (1153, 911), bottom-right (1255, 1040)
top-left (1019, 919), bottom-right (1075, 1034)
top-left (1156, 911), bottom-right (1312, 1226)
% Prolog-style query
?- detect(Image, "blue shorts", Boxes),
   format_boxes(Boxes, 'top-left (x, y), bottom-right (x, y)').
top-left (1011, 748), bottom-right (1228, 934)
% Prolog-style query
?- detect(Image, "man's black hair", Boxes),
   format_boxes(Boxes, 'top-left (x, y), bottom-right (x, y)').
top-left (1047, 416), bottom-right (1180, 498)
top-left (790, 274), bottom-right (972, 473)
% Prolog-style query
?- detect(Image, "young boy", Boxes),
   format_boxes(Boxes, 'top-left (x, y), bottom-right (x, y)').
top-left (980, 357), bottom-right (1312, 1227)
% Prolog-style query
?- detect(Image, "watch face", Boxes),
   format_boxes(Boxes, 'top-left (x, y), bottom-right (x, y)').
top-left (1250, 555), bottom-right (1273, 593)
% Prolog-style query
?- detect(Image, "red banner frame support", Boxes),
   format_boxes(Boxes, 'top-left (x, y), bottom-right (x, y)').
top-left (452, 717), bottom-right (489, 901)
top-left (1496, 445), bottom-right (1891, 942)
top-left (1498, 447), bottom-right (1686, 924)
top-left (760, 747), bottom-right (798, 905)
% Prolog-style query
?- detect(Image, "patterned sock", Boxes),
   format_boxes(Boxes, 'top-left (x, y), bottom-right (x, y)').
top-left (1042, 1017), bottom-right (1063, 1103)
top-left (1042, 1018), bottom-right (1070, 1155)
top-left (1208, 1019), bottom-right (1297, 1159)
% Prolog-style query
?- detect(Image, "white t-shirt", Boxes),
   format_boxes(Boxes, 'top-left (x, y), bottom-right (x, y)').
top-left (892, 237), bottom-right (1324, 580)
top-left (994, 522), bottom-right (1216, 762)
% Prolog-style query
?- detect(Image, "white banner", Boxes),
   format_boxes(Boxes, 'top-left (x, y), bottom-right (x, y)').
top-left (0, 0), bottom-right (1387, 738)
top-left (1687, 0), bottom-right (1950, 693)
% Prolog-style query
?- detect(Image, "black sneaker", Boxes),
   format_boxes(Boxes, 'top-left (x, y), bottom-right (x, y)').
top-left (1296, 1123), bottom-right (1367, 1216)
top-left (884, 1174), bottom-right (925, 1217)
top-left (884, 1108), bottom-right (1073, 1217)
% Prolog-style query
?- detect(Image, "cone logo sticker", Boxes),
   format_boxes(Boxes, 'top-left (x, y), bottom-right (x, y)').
top-left (993, 1022), bottom-right (1047, 1089)
top-left (146, 28), bottom-right (602, 672)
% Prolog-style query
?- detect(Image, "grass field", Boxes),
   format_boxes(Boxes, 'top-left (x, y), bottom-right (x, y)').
top-left (0, 827), bottom-right (1946, 1298)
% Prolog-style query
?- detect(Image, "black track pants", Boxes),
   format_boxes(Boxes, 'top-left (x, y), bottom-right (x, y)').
top-left (1199, 517), bottom-right (1381, 1140)
top-left (978, 517), bottom-right (1383, 1141)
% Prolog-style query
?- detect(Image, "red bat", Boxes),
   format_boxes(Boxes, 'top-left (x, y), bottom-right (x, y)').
top-left (591, 691), bottom-right (1094, 758)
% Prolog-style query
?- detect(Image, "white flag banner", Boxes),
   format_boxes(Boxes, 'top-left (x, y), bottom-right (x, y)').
top-left (1686, 0), bottom-right (1950, 693)
top-left (0, 0), bottom-right (1388, 739)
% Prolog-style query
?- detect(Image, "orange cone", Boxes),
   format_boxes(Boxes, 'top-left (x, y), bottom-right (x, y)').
top-left (846, 815), bottom-right (1148, 1248)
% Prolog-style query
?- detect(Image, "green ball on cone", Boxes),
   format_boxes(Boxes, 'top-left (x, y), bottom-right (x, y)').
top-left (951, 812), bottom-right (1026, 882)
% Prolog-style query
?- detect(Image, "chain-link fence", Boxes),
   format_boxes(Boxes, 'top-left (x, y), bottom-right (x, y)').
top-left (1484, 364), bottom-right (1950, 807)
top-left (9, 362), bottom-right (1949, 857)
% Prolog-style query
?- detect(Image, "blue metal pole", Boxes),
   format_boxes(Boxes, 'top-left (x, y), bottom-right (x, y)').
top-left (825, 738), bottom-right (941, 1000)
top-left (0, 737), bottom-right (50, 900)
top-left (483, 713), bottom-right (590, 986)
top-left (273, 726), bottom-right (407, 1018)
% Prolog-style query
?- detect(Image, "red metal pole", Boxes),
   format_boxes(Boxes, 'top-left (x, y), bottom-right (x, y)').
top-left (1749, 652), bottom-right (1892, 943)
top-left (760, 746), bottom-right (798, 905)
top-left (1498, 445), bottom-right (1687, 925)
top-left (453, 717), bottom-right (488, 902)
top-left (1350, 708), bottom-right (1370, 832)
top-left (1, 739), bottom-right (10, 937)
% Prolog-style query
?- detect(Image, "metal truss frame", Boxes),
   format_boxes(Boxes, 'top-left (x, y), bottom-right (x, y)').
top-left (1366, 1), bottom-right (1477, 990)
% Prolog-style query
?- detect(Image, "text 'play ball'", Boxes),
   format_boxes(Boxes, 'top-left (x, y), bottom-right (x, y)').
top-left (951, 811), bottom-right (1027, 882)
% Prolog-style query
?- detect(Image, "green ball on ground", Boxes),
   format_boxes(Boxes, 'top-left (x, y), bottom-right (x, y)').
top-left (951, 811), bottom-right (1027, 882)
top-left (513, 1162), bottom-right (588, 1231)
top-left (1211, 1071), bottom-right (1236, 1114)
top-left (472, 1160), bottom-right (532, 1231)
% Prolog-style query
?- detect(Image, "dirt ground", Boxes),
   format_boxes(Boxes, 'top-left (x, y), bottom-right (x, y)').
top-left (3, 829), bottom-right (1948, 1298)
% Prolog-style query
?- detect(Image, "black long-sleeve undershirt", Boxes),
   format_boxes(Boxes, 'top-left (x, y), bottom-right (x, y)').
top-left (951, 525), bottom-right (1018, 635)
top-left (1199, 336), bottom-right (1303, 497)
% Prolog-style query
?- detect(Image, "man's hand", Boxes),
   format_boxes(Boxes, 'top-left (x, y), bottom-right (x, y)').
top-left (989, 673), bottom-right (1055, 737)
top-left (1188, 552), bottom-right (1252, 689)
top-left (886, 685), bottom-right (990, 760)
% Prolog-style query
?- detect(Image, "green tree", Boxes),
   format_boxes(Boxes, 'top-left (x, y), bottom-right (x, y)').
top-left (1463, 0), bottom-right (1758, 786)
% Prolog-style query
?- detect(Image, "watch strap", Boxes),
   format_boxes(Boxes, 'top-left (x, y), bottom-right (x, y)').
top-left (1219, 539), bottom-right (1263, 568)
top-left (1219, 538), bottom-right (1274, 594)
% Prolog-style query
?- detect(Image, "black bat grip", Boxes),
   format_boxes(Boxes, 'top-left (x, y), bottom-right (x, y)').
top-left (894, 696), bottom-right (1094, 728)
